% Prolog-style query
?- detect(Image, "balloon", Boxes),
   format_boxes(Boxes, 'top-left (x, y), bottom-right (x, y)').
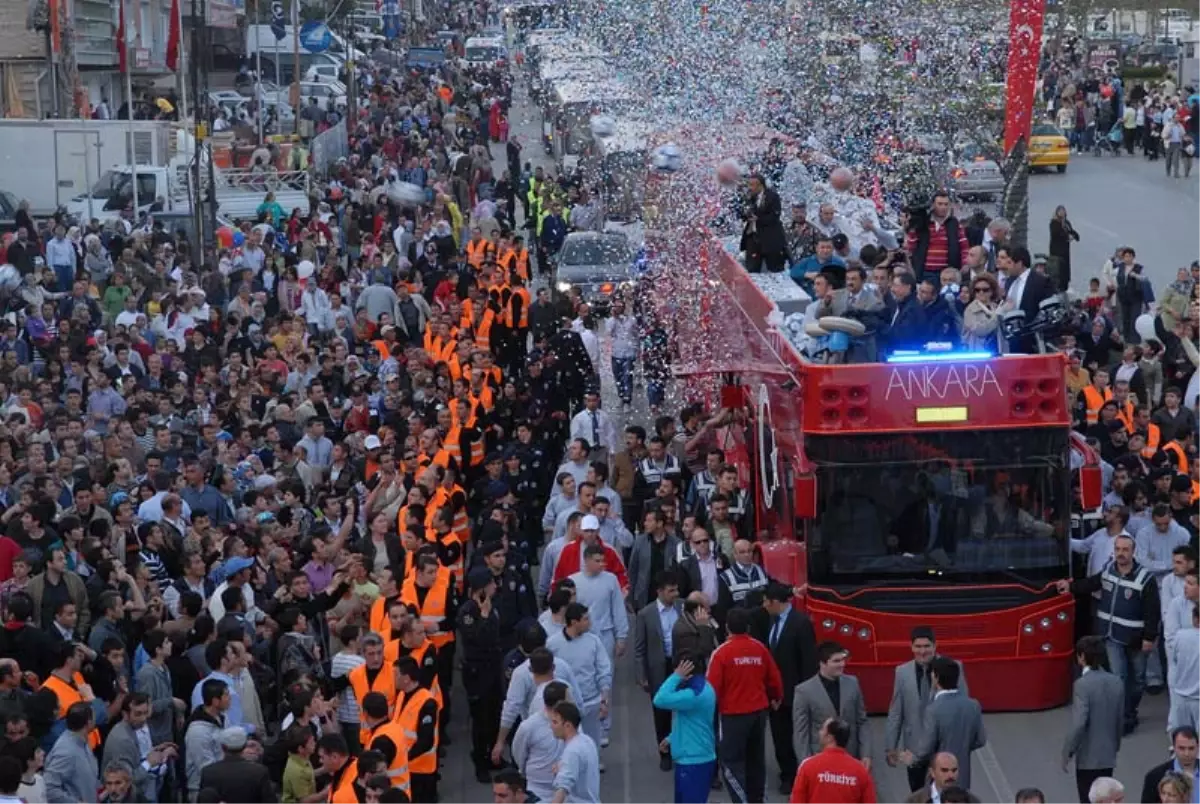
top-left (232, 230), bottom-right (246, 247)
top-left (1134, 313), bottom-right (1159, 344)
top-left (216, 226), bottom-right (234, 249)
top-left (297, 260), bottom-right (315, 280)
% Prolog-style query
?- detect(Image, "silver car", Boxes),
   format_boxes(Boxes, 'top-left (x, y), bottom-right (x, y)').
top-left (945, 142), bottom-right (1005, 199)
top-left (554, 231), bottom-right (635, 311)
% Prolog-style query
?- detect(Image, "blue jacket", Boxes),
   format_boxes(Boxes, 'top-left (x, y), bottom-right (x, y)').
top-left (789, 254), bottom-right (846, 286)
top-left (540, 215), bottom-right (568, 253)
top-left (652, 672), bottom-right (717, 765)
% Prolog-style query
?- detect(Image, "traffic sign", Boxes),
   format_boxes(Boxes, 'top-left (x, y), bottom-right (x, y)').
top-left (299, 21), bottom-right (333, 52)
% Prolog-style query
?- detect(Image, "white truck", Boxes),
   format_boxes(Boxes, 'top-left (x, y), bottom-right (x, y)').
top-left (65, 129), bottom-right (310, 225)
top-left (0, 119), bottom-right (175, 214)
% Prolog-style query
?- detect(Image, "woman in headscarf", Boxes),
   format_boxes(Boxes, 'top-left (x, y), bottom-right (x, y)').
top-left (1158, 265), bottom-right (1196, 330)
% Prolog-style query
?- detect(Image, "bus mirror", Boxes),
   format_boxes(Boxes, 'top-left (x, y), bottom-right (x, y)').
top-left (794, 474), bottom-right (817, 519)
top-left (1078, 465), bottom-right (1102, 510)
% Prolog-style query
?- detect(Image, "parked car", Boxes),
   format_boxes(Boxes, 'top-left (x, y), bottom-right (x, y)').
top-left (298, 80), bottom-right (347, 112)
top-left (944, 143), bottom-right (1005, 199)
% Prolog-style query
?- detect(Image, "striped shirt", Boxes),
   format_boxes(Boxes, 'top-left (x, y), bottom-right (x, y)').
top-left (330, 650), bottom-right (367, 724)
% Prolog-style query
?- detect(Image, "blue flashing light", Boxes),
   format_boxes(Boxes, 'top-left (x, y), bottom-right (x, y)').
top-left (886, 351), bottom-right (994, 364)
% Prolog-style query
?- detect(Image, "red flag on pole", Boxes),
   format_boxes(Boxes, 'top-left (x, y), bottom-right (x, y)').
top-left (117, 0), bottom-right (127, 73)
top-left (165, 0), bottom-right (181, 71)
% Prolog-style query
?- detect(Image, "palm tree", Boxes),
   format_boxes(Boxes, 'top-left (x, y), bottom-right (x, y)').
top-left (1000, 138), bottom-right (1032, 249)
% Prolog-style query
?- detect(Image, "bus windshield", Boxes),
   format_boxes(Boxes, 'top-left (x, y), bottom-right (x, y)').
top-left (804, 429), bottom-right (1070, 586)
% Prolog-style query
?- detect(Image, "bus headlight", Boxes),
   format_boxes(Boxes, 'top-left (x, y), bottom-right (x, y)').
top-left (1022, 623), bottom-right (1035, 634)
top-left (1057, 611), bottom-right (1070, 622)
top-left (821, 619), bottom-right (834, 630)
top-left (1040, 643), bottom-right (1052, 653)
top-left (1039, 617), bottom-right (1052, 629)
top-left (839, 624), bottom-right (852, 636)
top-left (856, 628), bottom-right (870, 640)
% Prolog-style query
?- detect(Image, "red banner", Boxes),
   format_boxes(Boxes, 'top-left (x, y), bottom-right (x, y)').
top-left (1002, 0), bottom-right (1047, 155)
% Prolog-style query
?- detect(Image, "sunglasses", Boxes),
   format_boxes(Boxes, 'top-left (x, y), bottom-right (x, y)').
top-left (973, 286), bottom-right (993, 293)
top-left (691, 538), bottom-right (710, 546)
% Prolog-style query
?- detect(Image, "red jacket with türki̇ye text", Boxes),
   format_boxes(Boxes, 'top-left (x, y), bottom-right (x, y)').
top-left (790, 746), bottom-right (877, 804)
top-left (706, 633), bottom-right (783, 715)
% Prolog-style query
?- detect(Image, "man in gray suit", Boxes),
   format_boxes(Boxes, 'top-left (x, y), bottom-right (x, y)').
top-left (886, 626), bottom-right (969, 791)
top-left (102, 692), bottom-right (177, 803)
top-left (1062, 636), bottom-right (1126, 804)
top-left (634, 570), bottom-right (683, 771)
top-left (906, 656), bottom-right (986, 792)
top-left (44, 702), bottom-right (100, 804)
top-left (792, 641), bottom-right (871, 769)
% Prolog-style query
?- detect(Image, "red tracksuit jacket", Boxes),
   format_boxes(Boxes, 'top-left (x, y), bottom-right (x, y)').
top-left (706, 633), bottom-right (783, 715)
top-left (790, 747), bottom-right (877, 804)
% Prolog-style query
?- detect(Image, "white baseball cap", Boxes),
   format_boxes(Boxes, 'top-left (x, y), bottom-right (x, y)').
top-left (581, 514), bottom-right (600, 530)
top-left (364, 435), bottom-right (382, 450)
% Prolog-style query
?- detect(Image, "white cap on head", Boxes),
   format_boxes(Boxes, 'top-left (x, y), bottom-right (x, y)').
top-left (364, 435), bottom-right (382, 450)
top-left (581, 514), bottom-right (600, 530)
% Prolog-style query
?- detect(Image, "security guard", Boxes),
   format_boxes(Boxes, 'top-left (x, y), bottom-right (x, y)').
top-left (394, 656), bottom-right (441, 803)
top-left (1061, 532), bottom-right (1160, 734)
top-left (359, 692), bottom-right (412, 796)
top-left (457, 566), bottom-right (506, 784)
top-left (720, 539), bottom-right (771, 612)
top-left (478, 540), bottom-right (538, 652)
top-left (401, 554), bottom-right (458, 728)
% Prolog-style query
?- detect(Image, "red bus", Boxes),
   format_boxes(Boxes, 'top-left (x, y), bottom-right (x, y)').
top-left (666, 235), bottom-right (1104, 714)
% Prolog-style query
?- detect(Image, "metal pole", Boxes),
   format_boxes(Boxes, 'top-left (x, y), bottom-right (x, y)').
top-left (202, 0), bottom-right (217, 237)
top-left (292, 8), bottom-right (301, 135)
top-left (346, 7), bottom-right (356, 137)
top-left (190, 0), bottom-right (204, 264)
top-left (176, 0), bottom-right (189, 122)
top-left (124, 0), bottom-right (140, 213)
top-left (255, 1), bottom-right (264, 143)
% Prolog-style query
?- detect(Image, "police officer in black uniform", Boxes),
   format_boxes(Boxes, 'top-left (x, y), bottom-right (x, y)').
top-left (477, 540), bottom-right (537, 653)
top-left (457, 566), bottom-right (506, 784)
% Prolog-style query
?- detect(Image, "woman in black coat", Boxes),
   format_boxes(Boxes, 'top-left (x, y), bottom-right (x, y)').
top-left (1049, 205), bottom-right (1080, 290)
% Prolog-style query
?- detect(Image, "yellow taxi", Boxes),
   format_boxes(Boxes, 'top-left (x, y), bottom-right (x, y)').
top-left (1028, 123), bottom-right (1071, 173)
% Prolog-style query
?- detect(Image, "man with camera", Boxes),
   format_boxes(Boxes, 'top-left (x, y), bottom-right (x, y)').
top-left (903, 193), bottom-right (970, 282)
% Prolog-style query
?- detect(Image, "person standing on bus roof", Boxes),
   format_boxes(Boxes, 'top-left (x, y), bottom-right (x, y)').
top-left (1056, 534), bottom-right (1161, 736)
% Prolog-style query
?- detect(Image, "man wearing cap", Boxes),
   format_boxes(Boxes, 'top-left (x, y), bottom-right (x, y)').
top-left (481, 540), bottom-right (538, 653)
top-left (198, 727), bottom-right (274, 803)
top-left (551, 513), bottom-right (629, 592)
top-left (459, 567), bottom-right (506, 784)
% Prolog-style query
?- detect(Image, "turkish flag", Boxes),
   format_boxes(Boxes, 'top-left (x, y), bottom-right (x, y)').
top-left (116, 0), bottom-right (126, 73)
top-left (165, 0), bottom-right (181, 71)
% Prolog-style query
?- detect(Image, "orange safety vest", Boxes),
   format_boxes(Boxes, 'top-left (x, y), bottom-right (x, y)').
top-left (365, 720), bottom-right (413, 792)
top-left (443, 425), bottom-right (463, 463)
top-left (475, 308), bottom-right (495, 351)
top-left (393, 687), bottom-right (440, 775)
top-left (514, 248), bottom-right (530, 281)
top-left (446, 354), bottom-right (464, 383)
top-left (369, 596), bottom-right (391, 636)
top-left (329, 759), bottom-right (360, 804)
top-left (348, 661), bottom-right (398, 744)
top-left (1163, 441), bottom-right (1189, 474)
top-left (446, 484), bottom-right (470, 540)
top-left (40, 673), bottom-right (101, 749)
top-left (1114, 400), bottom-right (1135, 433)
top-left (1081, 385), bottom-right (1113, 426)
top-left (437, 530), bottom-right (464, 591)
top-left (423, 332), bottom-right (455, 363)
top-left (1141, 422), bottom-right (1161, 459)
top-left (401, 570), bottom-right (454, 649)
top-left (406, 640), bottom-right (444, 711)
top-left (512, 286), bottom-right (531, 329)
top-left (372, 339), bottom-right (391, 360)
top-left (465, 239), bottom-right (491, 269)
top-left (459, 298), bottom-right (480, 332)
top-left (1192, 480), bottom-right (1199, 505)
top-left (471, 384), bottom-right (495, 412)
top-left (418, 449), bottom-right (451, 471)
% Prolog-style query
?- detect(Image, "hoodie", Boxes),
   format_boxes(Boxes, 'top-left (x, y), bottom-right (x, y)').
top-left (652, 672), bottom-right (717, 765)
top-left (183, 708), bottom-right (225, 794)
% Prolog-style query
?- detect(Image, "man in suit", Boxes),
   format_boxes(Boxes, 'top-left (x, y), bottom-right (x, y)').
top-left (43, 702), bottom-right (99, 804)
top-left (1062, 636), bottom-right (1126, 803)
top-left (883, 272), bottom-right (929, 353)
top-left (762, 583), bottom-right (817, 794)
top-left (906, 656), bottom-right (986, 792)
top-left (676, 527), bottom-right (730, 621)
top-left (1140, 726), bottom-right (1198, 804)
top-left (101, 692), bottom-right (176, 803)
top-left (198, 726), bottom-right (276, 803)
top-left (792, 641), bottom-right (871, 769)
top-left (886, 626), bottom-right (970, 791)
top-left (904, 752), bottom-right (981, 803)
top-left (741, 174), bottom-right (788, 274)
top-left (998, 244), bottom-right (1054, 354)
top-left (634, 570), bottom-right (683, 772)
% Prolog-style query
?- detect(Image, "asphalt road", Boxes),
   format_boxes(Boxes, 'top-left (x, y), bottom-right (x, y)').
top-left (1025, 147), bottom-right (1199, 293)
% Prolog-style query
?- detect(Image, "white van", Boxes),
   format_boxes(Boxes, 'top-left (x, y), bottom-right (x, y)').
top-left (464, 35), bottom-right (507, 67)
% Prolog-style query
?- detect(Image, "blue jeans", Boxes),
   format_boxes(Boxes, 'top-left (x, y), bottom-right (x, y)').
top-left (52, 263), bottom-right (74, 292)
top-left (647, 380), bottom-right (665, 408)
top-left (612, 356), bottom-right (635, 403)
top-left (675, 760), bottom-right (716, 804)
top-left (1105, 637), bottom-right (1147, 727)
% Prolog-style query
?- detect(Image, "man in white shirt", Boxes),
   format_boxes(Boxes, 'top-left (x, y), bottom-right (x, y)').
top-left (569, 392), bottom-right (617, 464)
top-left (605, 301), bottom-right (639, 410)
top-left (1070, 506), bottom-right (1129, 578)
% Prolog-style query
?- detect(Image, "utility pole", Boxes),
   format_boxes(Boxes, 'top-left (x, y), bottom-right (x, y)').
top-left (202, 0), bottom-right (218, 241)
top-left (189, 0), bottom-right (204, 266)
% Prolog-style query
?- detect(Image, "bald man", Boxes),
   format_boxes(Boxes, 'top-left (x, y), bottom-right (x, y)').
top-left (904, 752), bottom-right (980, 803)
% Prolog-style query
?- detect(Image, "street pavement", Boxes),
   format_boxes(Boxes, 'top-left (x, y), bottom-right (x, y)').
top-left (1026, 149), bottom-right (1199, 293)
